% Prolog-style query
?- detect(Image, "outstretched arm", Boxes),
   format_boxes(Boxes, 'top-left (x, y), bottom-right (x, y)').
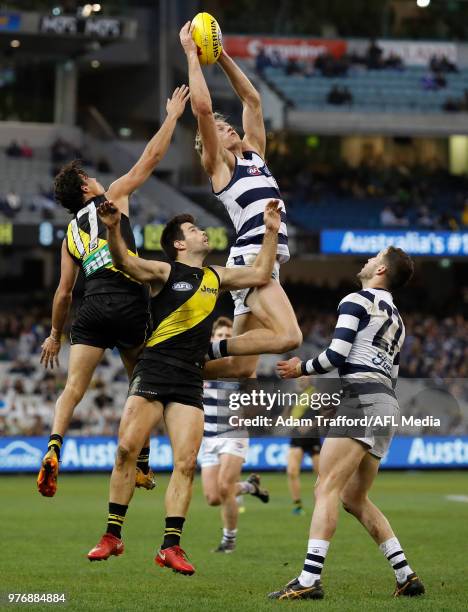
top-left (215, 200), bottom-right (280, 290)
top-left (218, 50), bottom-right (265, 157)
top-left (97, 200), bottom-right (171, 289)
top-left (107, 85), bottom-right (190, 212)
top-left (40, 240), bottom-right (79, 370)
top-left (179, 21), bottom-right (231, 180)
top-left (277, 296), bottom-right (368, 379)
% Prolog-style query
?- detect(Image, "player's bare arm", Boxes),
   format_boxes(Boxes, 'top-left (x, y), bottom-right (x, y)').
top-left (106, 85), bottom-right (190, 213)
top-left (97, 200), bottom-right (171, 292)
top-left (179, 21), bottom-right (233, 188)
top-left (40, 240), bottom-right (79, 370)
top-left (216, 200), bottom-right (281, 290)
top-left (217, 50), bottom-right (266, 157)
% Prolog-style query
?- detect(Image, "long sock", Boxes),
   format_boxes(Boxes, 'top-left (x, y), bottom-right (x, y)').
top-left (106, 502), bottom-right (128, 539)
top-left (136, 447), bottom-right (150, 475)
top-left (238, 480), bottom-right (255, 495)
top-left (207, 339), bottom-right (229, 360)
top-left (380, 537), bottom-right (413, 583)
top-left (222, 528), bottom-right (237, 545)
top-left (298, 539), bottom-right (330, 587)
top-left (162, 516), bottom-right (185, 549)
top-left (293, 499), bottom-right (303, 512)
top-left (48, 434), bottom-right (63, 460)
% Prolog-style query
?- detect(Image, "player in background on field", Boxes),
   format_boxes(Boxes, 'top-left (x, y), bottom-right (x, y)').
top-left (87, 200), bottom-right (282, 575)
top-left (37, 86), bottom-right (190, 497)
top-left (269, 247), bottom-right (425, 601)
top-left (286, 378), bottom-right (321, 516)
top-left (201, 316), bottom-right (269, 554)
top-left (180, 22), bottom-right (302, 380)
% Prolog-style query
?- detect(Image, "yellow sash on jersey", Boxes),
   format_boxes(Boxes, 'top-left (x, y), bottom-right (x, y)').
top-left (146, 267), bottom-right (219, 347)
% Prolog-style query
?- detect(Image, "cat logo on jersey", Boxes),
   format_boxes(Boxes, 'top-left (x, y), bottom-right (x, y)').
top-left (247, 165), bottom-right (262, 176)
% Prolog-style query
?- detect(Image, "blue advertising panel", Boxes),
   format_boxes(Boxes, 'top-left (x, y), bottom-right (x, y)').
top-left (321, 230), bottom-right (468, 256)
top-left (0, 436), bottom-right (467, 472)
top-left (0, 13), bottom-right (21, 32)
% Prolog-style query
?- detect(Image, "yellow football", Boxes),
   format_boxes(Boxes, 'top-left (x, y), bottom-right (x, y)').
top-left (191, 12), bottom-right (223, 65)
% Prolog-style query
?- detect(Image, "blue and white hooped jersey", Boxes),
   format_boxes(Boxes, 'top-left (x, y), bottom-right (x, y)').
top-left (212, 150), bottom-right (290, 263)
top-left (304, 288), bottom-right (405, 390)
top-left (203, 380), bottom-right (239, 438)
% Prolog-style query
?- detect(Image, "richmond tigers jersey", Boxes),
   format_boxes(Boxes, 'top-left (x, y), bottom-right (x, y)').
top-left (142, 262), bottom-right (220, 372)
top-left (304, 289), bottom-right (405, 390)
top-left (66, 195), bottom-right (144, 297)
top-left (213, 150), bottom-right (289, 263)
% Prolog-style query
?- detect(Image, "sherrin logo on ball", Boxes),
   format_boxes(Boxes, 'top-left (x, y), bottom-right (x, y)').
top-left (191, 12), bottom-right (223, 65)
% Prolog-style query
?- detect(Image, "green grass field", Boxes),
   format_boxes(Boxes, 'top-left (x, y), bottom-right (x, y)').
top-left (0, 471), bottom-right (466, 611)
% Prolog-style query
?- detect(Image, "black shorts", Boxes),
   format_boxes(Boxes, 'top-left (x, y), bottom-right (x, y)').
top-left (70, 294), bottom-right (149, 350)
top-left (128, 357), bottom-right (204, 410)
top-left (290, 437), bottom-right (322, 455)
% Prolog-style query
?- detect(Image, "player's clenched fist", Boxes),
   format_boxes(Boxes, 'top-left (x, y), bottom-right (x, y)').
top-left (277, 356), bottom-right (302, 379)
top-left (97, 200), bottom-right (121, 228)
top-left (264, 200), bottom-right (282, 233)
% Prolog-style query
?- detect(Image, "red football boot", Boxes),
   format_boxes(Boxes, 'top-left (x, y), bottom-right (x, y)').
top-left (155, 545), bottom-right (195, 575)
top-left (37, 449), bottom-right (59, 497)
top-left (87, 534), bottom-right (124, 561)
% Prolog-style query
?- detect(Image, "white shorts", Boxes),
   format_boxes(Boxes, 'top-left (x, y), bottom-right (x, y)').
top-left (226, 252), bottom-right (281, 317)
top-left (352, 398), bottom-right (399, 459)
top-left (200, 436), bottom-right (249, 468)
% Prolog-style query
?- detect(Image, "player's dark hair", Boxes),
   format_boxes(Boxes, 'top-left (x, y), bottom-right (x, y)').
top-left (212, 316), bottom-right (233, 333)
top-left (54, 160), bottom-right (87, 215)
top-left (384, 246), bottom-right (414, 290)
top-left (161, 214), bottom-right (196, 261)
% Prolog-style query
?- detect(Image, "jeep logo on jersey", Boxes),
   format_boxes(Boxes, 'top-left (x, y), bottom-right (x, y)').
top-left (201, 285), bottom-right (218, 295)
top-left (247, 165), bottom-right (262, 176)
top-left (172, 282), bottom-right (193, 291)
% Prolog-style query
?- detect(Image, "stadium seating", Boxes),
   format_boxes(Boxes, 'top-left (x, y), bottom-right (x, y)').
top-left (264, 66), bottom-right (468, 113)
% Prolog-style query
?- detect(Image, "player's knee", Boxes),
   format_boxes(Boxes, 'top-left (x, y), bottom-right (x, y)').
top-left (115, 443), bottom-right (138, 468)
top-left (205, 492), bottom-right (221, 506)
top-left (287, 466), bottom-right (300, 478)
top-left (64, 379), bottom-right (86, 404)
top-left (174, 455), bottom-right (197, 480)
top-left (340, 494), bottom-right (364, 517)
top-left (275, 327), bottom-right (303, 353)
top-left (218, 481), bottom-right (235, 500)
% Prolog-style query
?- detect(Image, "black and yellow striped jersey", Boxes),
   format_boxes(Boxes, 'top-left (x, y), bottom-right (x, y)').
top-left (66, 195), bottom-right (144, 297)
top-left (142, 262), bottom-right (221, 372)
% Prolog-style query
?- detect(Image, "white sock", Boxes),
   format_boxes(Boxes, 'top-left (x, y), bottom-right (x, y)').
top-left (298, 539), bottom-right (330, 587)
top-left (379, 537), bottom-right (413, 583)
top-left (236, 495), bottom-right (244, 506)
top-left (238, 481), bottom-right (255, 495)
top-left (222, 528), bottom-right (237, 544)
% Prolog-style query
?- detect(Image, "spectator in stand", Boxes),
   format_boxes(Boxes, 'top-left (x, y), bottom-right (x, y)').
top-left (380, 205), bottom-right (399, 227)
top-left (255, 45), bottom-right (272, 76)
top-left (326, 85), bottom-right (353, 106)
top-left (285, 57), bottom-right (302, 76)
top-left (6, 140), bottom-right (22, 157)
top-left (430, 54), bottom-right (458, 74)
top-left (366, 38), bottom-right (383, 69)
top-left (384, 52), bottom-right (404, 71)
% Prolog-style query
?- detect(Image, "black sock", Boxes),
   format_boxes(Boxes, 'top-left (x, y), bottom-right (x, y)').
top-left (48, 434), bottom-right (63, 460)
top-left (293, 499), bottom-right (303, 508)
top-left (137, 447), bottom-right (150, 475)
top-left (161, 516), bottom-right (185, 549)
top-left (106, 502), bottom-right (128, 539)
top-left (207, 339), bottom-right (229, 360)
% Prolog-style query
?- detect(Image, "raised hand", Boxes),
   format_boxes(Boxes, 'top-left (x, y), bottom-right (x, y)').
top-left (277, 356), bottom-right (302, 379)
top-left (179, 21), bottom-right (197, 56)
top-left (166, 85), bottom-right (190, 119)
top-left (264, 200), bottom-right (282, 233)
top-left (97, 200), bottom-right (121, 228)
